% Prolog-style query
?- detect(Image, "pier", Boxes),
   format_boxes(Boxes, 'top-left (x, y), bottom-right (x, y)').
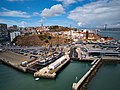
top-left (0, 45), bottom-right (71, 78)
top-left (72, 58), bottom-right (103, 90)
top-left (34, 55), bottom-right (70, 78)
top-left (72, 56), bottom-right (120, 90)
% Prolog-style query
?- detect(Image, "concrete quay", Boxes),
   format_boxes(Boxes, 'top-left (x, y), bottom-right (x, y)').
top-left (102, 56), bottom-right (120, 61)
top-left (0, 51), bottom-right (30, 72)
top-left (72, 58), bottom-right (103, 90)
top-left (0, 58), bottom-right (27, 72)
top-left (0, 51), bottom-right (30, 64)
top-left (34, 55), bottom-right (70, 79)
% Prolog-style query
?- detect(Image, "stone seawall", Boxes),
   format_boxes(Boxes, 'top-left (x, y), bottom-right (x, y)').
top-left (0, 58), bottom-right (26, 72)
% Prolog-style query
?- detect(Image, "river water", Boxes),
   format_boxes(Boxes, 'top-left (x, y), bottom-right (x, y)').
top-left (87, 30), bottom-right (120, 90)
top-left (0, 62), bottom-right (91, 90)
top-left (88, 62), bottom-right (120, 90)
top-left (99, 30), bottom-right (120, 40)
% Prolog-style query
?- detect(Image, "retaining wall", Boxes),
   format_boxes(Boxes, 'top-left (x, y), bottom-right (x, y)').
top-left (0, 58), bottom-right (26, 72)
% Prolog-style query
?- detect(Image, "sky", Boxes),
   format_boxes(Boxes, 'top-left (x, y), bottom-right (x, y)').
top-left (0, 0), bottom-right (120, 28)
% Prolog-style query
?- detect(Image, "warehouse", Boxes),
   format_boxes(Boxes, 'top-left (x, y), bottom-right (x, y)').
top-left (48, 56), bottom-right (66, 70)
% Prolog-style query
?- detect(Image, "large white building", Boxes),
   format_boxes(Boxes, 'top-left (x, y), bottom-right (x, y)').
top-left (10, 31), bottom-right (21, 42)
top-left (48, 56), bottom-right (66, 70)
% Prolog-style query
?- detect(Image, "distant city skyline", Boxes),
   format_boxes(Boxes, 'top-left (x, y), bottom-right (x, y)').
top-left (0, 0), bottom-right (120, 28)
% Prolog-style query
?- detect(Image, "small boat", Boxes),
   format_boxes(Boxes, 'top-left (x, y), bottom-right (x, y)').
top-left (35, 78), bottom-right (39, 81)
top-left (76, 76), bottom-right (78, 82)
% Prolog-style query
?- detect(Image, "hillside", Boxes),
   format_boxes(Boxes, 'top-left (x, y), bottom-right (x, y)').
top-left (13, 33), bottom-right (70, 46)
top-left (49, 25), bottom-right (76, 32)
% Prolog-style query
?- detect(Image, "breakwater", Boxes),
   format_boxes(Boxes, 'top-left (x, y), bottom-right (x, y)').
top-left (72, 56), bottom-right (120, 90)
top-left (87, 61), bottom-right (120, 90)
top-left (72, 58), bottom-right (103, 90)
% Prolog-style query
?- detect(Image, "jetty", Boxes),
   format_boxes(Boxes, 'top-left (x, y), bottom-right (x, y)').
top-left (71, 43), bottom-right (120, 90)
top-left (72, 58), bottom-right (103, 90)
top-left (34, 55), bottom-right (70, 78)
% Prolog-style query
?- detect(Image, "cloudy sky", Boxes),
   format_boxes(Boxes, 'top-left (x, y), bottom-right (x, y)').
top-left (0, 0), bottom-right (120, 28)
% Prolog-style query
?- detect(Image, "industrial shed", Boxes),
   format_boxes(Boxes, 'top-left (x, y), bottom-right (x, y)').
top-left (48, 56), bottom-right (66, 70)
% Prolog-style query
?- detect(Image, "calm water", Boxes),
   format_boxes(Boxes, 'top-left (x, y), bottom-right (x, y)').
top-left (99, 30), bottom-right (120, 40)
top-left (0, 62), bottom-right (91, 90)
top-left (88, 62), bottom-right (120, 90)
top-left (88, 30), bottom-right (120, 90)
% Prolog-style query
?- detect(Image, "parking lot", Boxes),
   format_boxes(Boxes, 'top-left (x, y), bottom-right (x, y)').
top-left (0, 50), bottom-right (30, 65)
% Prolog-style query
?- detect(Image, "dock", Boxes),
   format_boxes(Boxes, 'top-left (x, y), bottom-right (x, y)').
top-left (102, 56), bottom-right (120, 61)
top-left (69, 46), bottom-right (97, 61)
top-left (0, 46), bottom-right (71, 76)
top-left (72, 56), bottom-right (120, 90)
top-left (34, 55), bottom-right (70, 79)
top-left (0, 58), bottom-right (27, 72)
top-left (72, 58), bottom-right (103, 90)
top-left (0, 50), bottom-right (30, 72)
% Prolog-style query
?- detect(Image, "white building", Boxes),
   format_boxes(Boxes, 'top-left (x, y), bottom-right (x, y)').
top-left (10, 31), bottom-right (21, 42)
top-left (48, 56), bottom-right (66, 70)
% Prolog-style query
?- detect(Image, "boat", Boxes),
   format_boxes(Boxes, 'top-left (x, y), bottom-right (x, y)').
top-left (35, 78), bottom-right (39, 81)
top-left (75, 76), bottom-right (78, 82)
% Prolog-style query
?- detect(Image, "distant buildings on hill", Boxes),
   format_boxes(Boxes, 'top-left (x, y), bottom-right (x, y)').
top-left (0, 23), bottom-right (115, 45)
